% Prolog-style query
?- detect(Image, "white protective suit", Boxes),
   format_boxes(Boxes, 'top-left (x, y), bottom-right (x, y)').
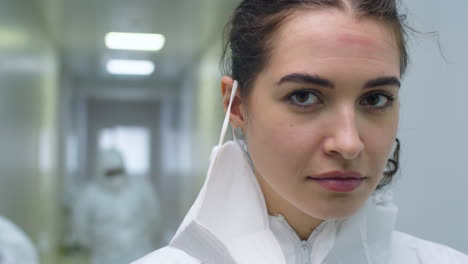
top-left (132, 82), bottom-right (468, 264)
top-left (0, 217), bottom-right (38, 264)
top-left (73, 149), bottom-right (161, 264)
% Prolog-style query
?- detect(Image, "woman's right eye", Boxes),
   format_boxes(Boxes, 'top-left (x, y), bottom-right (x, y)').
top-left (288, 90), bottom-right (321, 108)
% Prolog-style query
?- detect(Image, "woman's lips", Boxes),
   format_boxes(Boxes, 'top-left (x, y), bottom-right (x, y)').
top-left (306, 171), bottom-right (366, 192)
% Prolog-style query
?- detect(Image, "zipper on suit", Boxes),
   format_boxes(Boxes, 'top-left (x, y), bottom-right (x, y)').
top-left (301, 240), bottom-right (310, 264)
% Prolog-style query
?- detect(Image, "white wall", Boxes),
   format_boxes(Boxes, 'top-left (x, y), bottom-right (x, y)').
top-left (0, 0), bottom-right (62, 261)
top-left (395, 0), bottom-right (468, 253)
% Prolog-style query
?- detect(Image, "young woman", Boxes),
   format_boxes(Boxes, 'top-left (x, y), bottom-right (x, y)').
top-left (133, 0), bottom-right (468, 263)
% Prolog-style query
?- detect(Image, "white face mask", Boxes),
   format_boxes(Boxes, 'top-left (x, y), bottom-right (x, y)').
top-left (102, 169), bottom-right (127, 190)
top-left (108, 175), bottom-right (126, 188)
top-left (171, 80), bottom-right (285, 264)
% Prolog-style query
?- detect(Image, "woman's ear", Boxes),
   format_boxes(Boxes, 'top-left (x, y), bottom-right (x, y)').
top-left (221, 76), bottom-right (246, 129)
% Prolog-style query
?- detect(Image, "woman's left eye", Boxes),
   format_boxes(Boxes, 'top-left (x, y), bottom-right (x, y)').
top-left (360, 92), bottom-right (394, 109)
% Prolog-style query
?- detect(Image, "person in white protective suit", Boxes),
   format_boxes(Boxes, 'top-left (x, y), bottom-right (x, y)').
top-left (132, 0), bottom-right (468, 263)
top-left (73, 148), bottom-right (161, 264)
top-left (0, 216), bottom-right (38, 264)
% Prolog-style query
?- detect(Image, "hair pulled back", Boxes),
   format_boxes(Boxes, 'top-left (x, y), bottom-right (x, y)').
top-left (221, 0), bottom-right (408, 188)
top-left (222, 0), bottom-right (409, 98)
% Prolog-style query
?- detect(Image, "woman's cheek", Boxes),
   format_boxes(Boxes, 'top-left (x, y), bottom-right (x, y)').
top-left (251, 118), bottom-right (319, 175)
top-left (364, 125), bottom-right (397, 173)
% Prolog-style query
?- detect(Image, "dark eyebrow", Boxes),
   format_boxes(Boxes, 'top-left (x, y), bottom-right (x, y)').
top-left (364, 76), bottom-right (401, 89)
top-left (277, 73), bottom-right (335, 88)
top-left (278, 73), bottom-right (401, 90)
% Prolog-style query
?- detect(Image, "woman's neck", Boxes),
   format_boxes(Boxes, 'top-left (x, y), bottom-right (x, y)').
top-left (256, 172), bottom-right (324, 241)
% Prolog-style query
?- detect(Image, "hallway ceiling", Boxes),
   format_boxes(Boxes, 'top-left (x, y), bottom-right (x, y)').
top-left (52, 0), bottom-right (239, 86)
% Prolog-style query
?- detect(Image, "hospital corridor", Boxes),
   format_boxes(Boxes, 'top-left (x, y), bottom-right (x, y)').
top-left (2, 0), bottom-right (468, 264)
top-left (0, 0), bottom-right (239, 263)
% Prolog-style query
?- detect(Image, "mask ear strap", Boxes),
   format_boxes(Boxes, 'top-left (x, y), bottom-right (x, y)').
top-left (218, 80), bottom-right (238, 146)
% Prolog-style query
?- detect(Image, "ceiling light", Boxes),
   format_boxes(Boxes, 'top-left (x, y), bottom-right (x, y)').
top-left (106, 59), bottom-right (155, 76)
top-left (105, 32), bottom-right (165, 51)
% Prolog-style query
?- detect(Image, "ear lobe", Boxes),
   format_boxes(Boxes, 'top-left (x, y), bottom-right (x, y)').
top-left (221, 76), bottom-right (246, 128)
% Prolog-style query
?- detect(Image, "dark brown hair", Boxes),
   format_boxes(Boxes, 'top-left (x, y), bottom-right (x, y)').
top-left (221, 0), bottom-right (407, 188)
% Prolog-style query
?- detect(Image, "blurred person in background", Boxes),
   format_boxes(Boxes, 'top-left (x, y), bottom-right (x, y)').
top-left (0, 216), bottom-right (38, 264)
top-left (72, 148), bottom-right (161, 264)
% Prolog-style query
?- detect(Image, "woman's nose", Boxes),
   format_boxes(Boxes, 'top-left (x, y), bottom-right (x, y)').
top-left (323, 109), bottom-right (364, 160)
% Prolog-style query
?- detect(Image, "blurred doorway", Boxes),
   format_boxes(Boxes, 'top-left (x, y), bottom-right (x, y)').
top-left (86, 100), bottom-right (161, 186)
top-left (98, 126), bottom-right (151, 178)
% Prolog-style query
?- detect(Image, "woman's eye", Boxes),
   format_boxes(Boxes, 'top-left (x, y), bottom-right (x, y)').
top-left (289, 91), bottom-right (321, 107)
top-left (360, 92), bottom-right (394, 109)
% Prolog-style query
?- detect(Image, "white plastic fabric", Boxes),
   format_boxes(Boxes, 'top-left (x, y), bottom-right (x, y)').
top-left (73, 149), bottom-right (161, 264)
top-left (131, 81), bottom-right (468, 264)
top-left (0, 217), bottom-right (38, 264)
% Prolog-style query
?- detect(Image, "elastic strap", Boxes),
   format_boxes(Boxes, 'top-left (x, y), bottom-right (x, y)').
top-left (218, 80), bottom-right (238, 146)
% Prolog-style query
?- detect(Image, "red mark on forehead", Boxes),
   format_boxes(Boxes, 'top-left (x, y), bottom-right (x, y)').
top-left (337, 35), bottom-right (375, 47)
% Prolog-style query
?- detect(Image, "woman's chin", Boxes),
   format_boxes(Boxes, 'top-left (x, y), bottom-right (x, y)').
top-left (300, 198), bottom-right (367, 221)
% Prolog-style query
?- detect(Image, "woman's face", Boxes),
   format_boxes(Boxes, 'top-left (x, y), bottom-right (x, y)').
top-left (230, 9), bottom-right (401, 220)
